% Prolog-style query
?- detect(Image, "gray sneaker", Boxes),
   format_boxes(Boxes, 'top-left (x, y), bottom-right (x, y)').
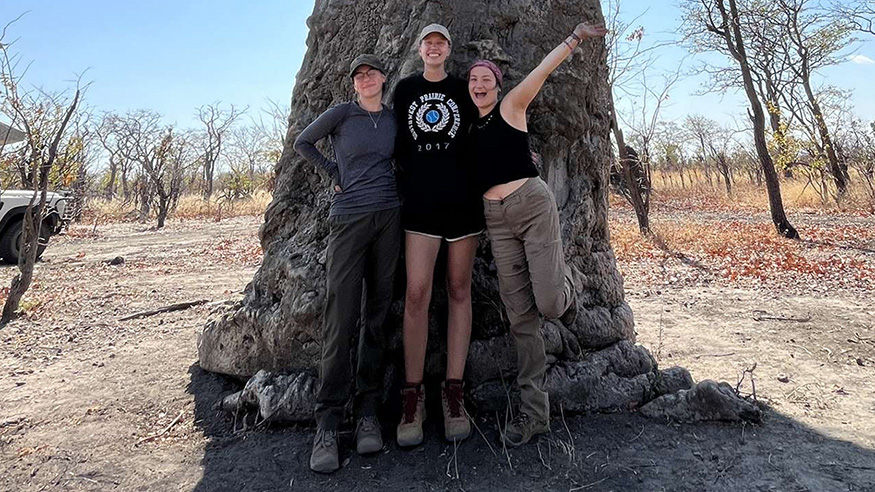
top-left (356, 416), bottom-right (383, 455)
top-left (309, 428), bottom-right (339, 473)
top-left (502, 412), bottom-right (549, 448)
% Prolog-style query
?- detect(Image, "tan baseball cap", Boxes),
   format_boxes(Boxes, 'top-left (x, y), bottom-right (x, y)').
top-left (418, 23), bottom-right (451, 45)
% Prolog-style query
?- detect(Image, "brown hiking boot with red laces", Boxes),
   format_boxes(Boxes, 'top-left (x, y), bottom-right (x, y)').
top-left (441, 379), bottom-right (471, 442)
top-left (396, 384), bottom-right (426, 447)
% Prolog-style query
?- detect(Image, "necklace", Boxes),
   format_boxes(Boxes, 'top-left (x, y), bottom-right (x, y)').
top-left (475, 113), bottom-right (493, 130)
top-left (365, 107), bottom-right (383, 129)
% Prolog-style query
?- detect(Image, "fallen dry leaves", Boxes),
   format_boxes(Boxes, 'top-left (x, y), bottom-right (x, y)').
top-left (611, 214), bottom-right (875, 296)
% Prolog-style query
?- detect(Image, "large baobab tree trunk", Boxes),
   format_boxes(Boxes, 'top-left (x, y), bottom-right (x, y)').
top-left (199, 0), bottom-right (758, 424)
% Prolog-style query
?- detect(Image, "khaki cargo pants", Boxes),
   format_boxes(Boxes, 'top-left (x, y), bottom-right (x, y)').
top-left (483, 177), bottom-right (573, 423)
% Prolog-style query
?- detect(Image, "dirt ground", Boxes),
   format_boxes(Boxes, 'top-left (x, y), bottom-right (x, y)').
top-left (1, 209), bottom-right (874, 492)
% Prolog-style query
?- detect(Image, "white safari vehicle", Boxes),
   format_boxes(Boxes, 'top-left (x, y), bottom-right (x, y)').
top-left (0, 190), bottom-right (71, 264)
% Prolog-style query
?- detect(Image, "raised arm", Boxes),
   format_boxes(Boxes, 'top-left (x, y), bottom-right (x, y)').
top-left (502, 22), bottom-right (608, 129)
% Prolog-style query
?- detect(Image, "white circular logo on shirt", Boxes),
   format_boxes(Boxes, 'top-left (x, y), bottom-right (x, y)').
top-left (416, 103), bottom-right (450, 133)
top-left (406, 92), bottom-right (461, 141)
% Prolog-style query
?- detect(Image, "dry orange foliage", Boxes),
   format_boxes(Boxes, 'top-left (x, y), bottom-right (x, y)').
top-left (610, 215), bottom-right (875, 294)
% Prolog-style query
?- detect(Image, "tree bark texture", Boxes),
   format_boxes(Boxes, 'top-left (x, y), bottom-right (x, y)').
top-left (196, 0), bottom-right (758, 422)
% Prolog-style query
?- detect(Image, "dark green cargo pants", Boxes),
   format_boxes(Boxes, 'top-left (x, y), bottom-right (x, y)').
top-left (315, 207), bottom-right (401, 430)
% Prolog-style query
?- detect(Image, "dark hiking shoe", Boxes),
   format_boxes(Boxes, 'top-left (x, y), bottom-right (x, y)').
top-left (356, 416), bottom-right (383, 455)
top-left (309, 428), bottom-right (339, 473)
top-left (441, 380), bottom-right (471, 442)
top-left (502, 412), bottom-right (549, 448)
top-left (396, 384), bottom-right (426, 447)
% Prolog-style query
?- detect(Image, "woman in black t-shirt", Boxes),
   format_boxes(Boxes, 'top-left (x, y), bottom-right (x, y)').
top-left (466, 22), bottom-right (608, 448)
top-left (393, 23), bottom-right (482, 448)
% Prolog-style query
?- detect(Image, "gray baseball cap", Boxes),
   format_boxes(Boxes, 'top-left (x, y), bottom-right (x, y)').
top-left (418, 23), bottom-right (451, 45)
top-left (348, 54), bottom-right (386, 78)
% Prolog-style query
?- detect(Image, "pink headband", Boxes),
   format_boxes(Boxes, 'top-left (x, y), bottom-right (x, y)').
top-left (468, 60), bottom-right (503, 88)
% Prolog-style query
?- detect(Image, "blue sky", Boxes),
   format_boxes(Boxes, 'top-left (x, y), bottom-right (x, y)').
top-left (2, 0), bottom-right (873, 129)
top-left (2, 0), bottom-right (310, 126)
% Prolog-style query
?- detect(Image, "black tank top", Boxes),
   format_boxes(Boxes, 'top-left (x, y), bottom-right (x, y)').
top-left (470, 102), bottom-right (539, 194)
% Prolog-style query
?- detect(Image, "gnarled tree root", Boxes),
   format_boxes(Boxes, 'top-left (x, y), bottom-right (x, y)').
top-left (218, 341), bottom-right (761, 425)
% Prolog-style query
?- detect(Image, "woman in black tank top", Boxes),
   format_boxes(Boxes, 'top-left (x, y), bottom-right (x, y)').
top-left (465, 21), bottom-right (608, 448)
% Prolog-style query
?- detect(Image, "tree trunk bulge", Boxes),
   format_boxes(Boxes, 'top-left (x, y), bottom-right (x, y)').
top-left (199, 0), bottom-right (759, 424)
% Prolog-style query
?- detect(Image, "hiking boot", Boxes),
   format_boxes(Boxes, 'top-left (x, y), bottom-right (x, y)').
top-left (396, 384), bottom-right (426, 447)
top-left (309, 427), bottom-right (339, 473)
top-left (356, 416), bottom-right (383, 455)
top-left (502, 412), bottom-right (549, 448)
top-left (441, 379), bottom-right (471, 442)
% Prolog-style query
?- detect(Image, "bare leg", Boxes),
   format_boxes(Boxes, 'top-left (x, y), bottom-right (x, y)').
top-left (402, 232), bottom-right (441, 384)
top-left (445, 235), bottom-right (478, 381)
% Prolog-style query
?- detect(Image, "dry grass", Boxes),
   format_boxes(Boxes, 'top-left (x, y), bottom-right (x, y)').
top-left (173, 192), bottom-right (272, 220)
top-left (81, 191), bottom-right (272, 223)
top-left (632, 170), bottom-right (875, 215)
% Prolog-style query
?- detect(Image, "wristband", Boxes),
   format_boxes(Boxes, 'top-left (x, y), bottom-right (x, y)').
top-left (563, 39), bottom-right (574, 50)
top-left (570, 32), bottom-right (583, 43)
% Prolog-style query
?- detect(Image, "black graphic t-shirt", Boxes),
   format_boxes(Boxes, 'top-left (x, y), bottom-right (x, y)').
top-left (393, 74), bottom-right (477, 210)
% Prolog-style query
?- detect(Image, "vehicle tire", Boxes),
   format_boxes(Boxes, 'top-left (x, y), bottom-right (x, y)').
top-left (0, 220), bottom-right (51, 265)
top-left (0, 220), bottom-right (21, 264)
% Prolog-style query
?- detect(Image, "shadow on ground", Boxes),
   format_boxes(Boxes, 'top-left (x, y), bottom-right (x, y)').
top-left (187, 364), bottom-right (875, 492)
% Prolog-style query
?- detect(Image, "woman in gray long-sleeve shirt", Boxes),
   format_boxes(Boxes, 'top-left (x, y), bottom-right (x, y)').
top-left (293, 54), bottom-right (401, 474)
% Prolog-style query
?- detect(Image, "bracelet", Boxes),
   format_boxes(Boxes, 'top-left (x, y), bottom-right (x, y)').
top-left (570, 32), bottom-right (583, 43)
top-left (563, 39), bottom-right (574, 50)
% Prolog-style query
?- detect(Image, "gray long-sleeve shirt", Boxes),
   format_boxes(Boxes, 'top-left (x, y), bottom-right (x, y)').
top-left (293, 102), bottom-right (400, 216)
